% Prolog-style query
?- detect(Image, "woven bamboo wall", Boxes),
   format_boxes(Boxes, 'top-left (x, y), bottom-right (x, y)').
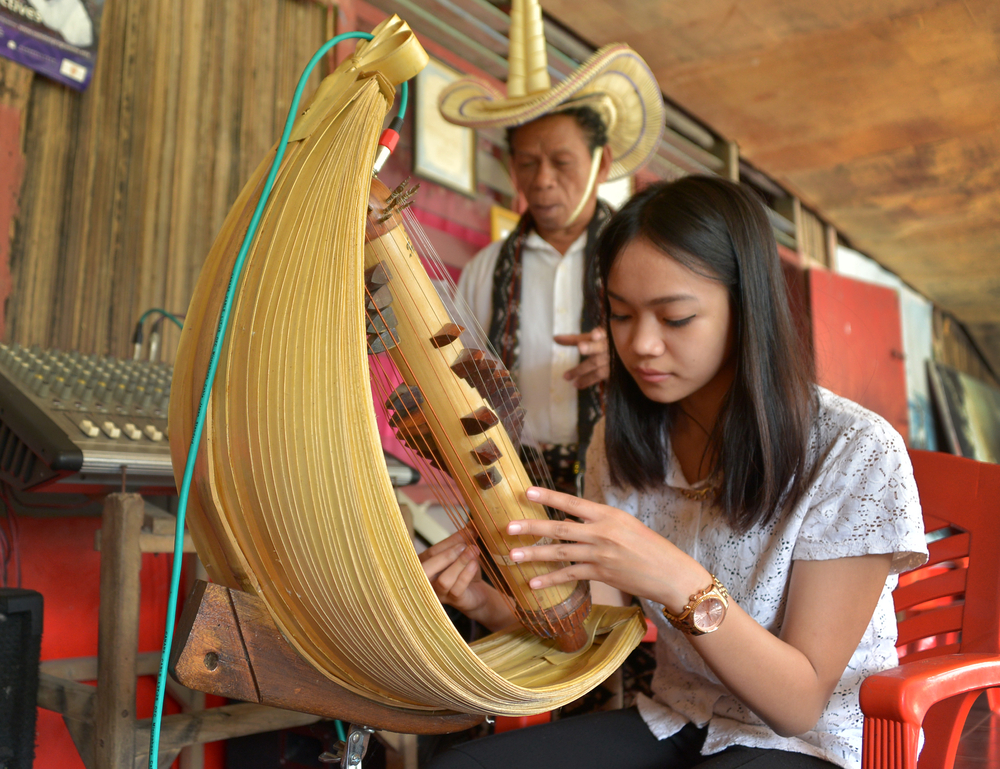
top-left (6, 0), bottom-right (328, 360)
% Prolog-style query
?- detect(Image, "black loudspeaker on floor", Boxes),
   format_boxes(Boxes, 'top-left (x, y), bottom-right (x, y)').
top-left (0, 589), bottom-right (43, 769)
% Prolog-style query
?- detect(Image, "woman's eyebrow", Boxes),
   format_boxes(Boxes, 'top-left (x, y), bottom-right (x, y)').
top-left (607, 290), bottom-right (697, 306)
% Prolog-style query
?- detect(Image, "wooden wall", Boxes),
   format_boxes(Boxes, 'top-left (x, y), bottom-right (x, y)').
top-left (4, 0), bottom-right (329, 360)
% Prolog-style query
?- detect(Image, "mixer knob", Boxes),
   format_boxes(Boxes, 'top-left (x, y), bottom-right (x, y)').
top-left (143, 424), bottom-right (164, 442)
top-left (123, 422), bottom-right (143, 440)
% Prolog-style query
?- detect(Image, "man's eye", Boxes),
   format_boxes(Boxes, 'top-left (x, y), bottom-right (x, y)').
top-left (664, 316), bottom-right (695, 328)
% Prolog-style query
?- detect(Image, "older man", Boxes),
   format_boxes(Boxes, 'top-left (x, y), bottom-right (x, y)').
top-left (438, 0), bottom-right (663, 493)
top-left (455, 107), bottom-right (614, 493)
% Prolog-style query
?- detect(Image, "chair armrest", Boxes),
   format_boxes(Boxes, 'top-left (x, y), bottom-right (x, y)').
top-left (860, 652), bottom-right (1000, 727)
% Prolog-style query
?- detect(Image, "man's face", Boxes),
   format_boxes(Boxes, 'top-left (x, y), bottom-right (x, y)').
top-left (509, 114), bottom-right (601, 234)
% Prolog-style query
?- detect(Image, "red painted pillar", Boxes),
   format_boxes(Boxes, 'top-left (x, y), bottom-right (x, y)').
top-left (0, 66), bottom-right (32, 340)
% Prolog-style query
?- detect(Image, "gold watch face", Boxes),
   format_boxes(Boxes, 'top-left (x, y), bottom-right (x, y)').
top-left (692, 596), bottom-right (726, 632)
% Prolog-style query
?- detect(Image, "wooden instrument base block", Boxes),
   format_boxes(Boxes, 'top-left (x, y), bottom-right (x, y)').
top-left (170, 580), bottom-right (484, 735)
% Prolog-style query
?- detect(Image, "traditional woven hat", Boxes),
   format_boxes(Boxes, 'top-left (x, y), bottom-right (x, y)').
top-left (438, 0), bottom-right (663, 181)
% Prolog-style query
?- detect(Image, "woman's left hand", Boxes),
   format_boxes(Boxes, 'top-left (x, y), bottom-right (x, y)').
top-left (507, 486), bottom-right (710, 612)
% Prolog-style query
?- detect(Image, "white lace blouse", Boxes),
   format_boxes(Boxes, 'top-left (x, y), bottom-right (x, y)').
top-left (583, 387), bottom-right (928, 769)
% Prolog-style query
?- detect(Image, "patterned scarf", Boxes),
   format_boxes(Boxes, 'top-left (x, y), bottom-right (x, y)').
top-left (487, 200), bottom-right (612, 489)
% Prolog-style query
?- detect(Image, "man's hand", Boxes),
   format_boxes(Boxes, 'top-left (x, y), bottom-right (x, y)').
top-left (554, 328), bottom-right (609, 389)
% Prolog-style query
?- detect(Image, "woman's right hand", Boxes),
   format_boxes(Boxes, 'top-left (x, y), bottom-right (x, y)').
top-left (419, 530), bottom-right (516, 630)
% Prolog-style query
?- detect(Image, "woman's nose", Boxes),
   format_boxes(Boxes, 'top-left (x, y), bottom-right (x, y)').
top-left (631, 319), bottom-right (665, 357)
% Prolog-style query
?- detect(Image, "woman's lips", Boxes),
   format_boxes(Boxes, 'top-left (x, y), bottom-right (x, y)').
top-left (634, 367), bottom-right (673, 383)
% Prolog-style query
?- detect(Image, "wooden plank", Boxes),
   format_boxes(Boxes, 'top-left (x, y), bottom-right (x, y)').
top-left (94, 493), bottom-right (145, 769)
top-left (95, 528), bottom-right (197, 553)
top-left (40, 651), bottom-right (161, 681)
top-left (64, 716), bottom-right (96, 769)
top-left (37, 671), bottom-right (96, 722)
top-left (134, 703), bottom-right (322, 760)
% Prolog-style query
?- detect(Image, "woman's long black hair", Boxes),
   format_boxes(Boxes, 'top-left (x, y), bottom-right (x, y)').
top-left (597, 176), bottom-right (817, 532)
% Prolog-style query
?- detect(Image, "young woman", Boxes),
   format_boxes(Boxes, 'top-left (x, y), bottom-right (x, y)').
top-left (420, 176), bottom-right (927, 769)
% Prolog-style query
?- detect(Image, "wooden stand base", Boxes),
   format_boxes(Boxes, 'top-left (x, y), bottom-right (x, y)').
top-left (38, 494), bottom-right (478, 769)
top-left (170, 579), bottom-right (485, 735)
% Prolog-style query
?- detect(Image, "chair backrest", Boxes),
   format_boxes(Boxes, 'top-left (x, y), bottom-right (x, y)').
top-left (894, 449), bottom-right (1000, 661)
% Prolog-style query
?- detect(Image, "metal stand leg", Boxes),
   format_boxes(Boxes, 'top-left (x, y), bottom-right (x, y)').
top-left (320, 724), bottom-right (374, 768)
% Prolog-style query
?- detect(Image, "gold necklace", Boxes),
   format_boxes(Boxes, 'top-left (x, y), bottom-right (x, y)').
top-left (677, 485), bottom-right (717, 501)
top-left (676, 473), bottom-right (721, 502)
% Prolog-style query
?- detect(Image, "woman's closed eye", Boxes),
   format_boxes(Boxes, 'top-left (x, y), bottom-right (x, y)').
top-left (663, 315), bottom-right (696, 328)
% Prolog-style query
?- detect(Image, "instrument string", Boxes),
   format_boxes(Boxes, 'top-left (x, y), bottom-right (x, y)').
top-left (398, 211), bottom-right (577, 641)
top-left (365, 216), bottom-right (574, 640)
top-left (362, 237), bottom-right (536, 609)
top-left (365, 336), bottom-right (480, 551)
top-left (363, 237), bottom-right (561, 626)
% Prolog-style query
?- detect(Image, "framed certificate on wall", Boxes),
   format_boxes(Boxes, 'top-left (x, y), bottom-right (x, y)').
top-left (490, 205), bottom-right (520, 242)
top-left (414, 58), bottom-right (477, 196)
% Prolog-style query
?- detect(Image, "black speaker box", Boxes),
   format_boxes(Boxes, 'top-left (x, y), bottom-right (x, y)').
top-left (0, 589), bottom-right (43, 769)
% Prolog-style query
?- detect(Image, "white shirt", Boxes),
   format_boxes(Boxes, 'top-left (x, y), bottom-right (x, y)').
top-left (455, 230), bottom-right (586, 445)
top-left (584, 387), bottom-right (928, 769)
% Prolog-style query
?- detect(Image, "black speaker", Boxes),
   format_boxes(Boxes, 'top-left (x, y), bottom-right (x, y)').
top-left (0, 589), bottom-right (43, 769)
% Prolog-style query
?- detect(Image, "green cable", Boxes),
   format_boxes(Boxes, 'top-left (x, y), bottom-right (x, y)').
top-left (147, 30), bottom-right (410, 768)
top-left (397, 78), bottom-right (408, 119)
top-left (138, 308), bottom-right (185, 330)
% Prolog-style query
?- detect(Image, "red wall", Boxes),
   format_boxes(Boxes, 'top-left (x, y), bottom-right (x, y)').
top-left (808, 268), bottom-right (910, 442)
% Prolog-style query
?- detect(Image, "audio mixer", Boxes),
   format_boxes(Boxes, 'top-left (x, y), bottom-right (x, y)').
top-left (0, 343), bottom-right (417, 494)
top-left (0, 343), bottom-right (173, 493)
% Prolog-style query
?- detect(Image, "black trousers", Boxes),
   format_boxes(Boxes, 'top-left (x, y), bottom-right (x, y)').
top-left (425, 707), bottom-right (840, 769)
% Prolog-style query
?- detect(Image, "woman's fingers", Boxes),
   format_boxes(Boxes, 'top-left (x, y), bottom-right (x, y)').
top-left (434, 550), bottom-right (475, 593)
top-left (419, 531), bottom-right (480, 582)
top-left (524, 486), bottom-right (598, 520)
top-left (509, 541), bottom-right (592, 565)
top-left (424, 542), bottom-right (480, 598)
top-left (523, 564), bottom-right (594, 591)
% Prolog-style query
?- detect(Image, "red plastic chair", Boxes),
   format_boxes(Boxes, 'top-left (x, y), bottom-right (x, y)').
top-left (860, 449), bottom-right (1000, 768)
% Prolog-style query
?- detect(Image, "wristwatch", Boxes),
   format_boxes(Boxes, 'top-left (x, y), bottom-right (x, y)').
top-left (662, 575), bottom-right (730, 636)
